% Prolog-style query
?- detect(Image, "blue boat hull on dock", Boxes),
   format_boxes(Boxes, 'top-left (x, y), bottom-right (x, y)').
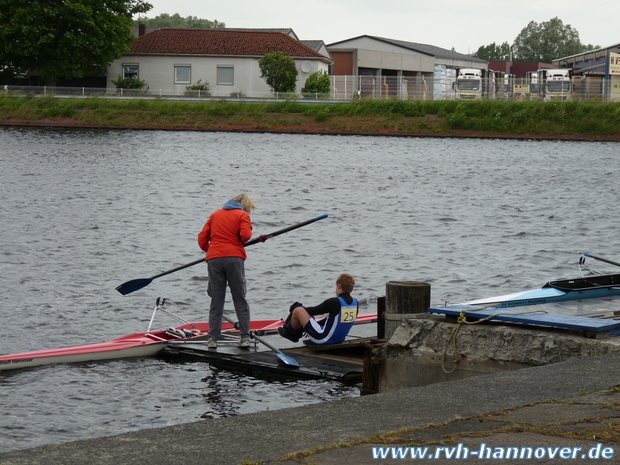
top-left (428, 304), bottom-right (620, 338)
top-left (463, 273), bottom-right (620, 308)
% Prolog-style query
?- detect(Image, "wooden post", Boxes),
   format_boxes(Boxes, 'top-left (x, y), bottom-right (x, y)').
top-left (384, 281), bottom-right (430, 339)
top-left (377, 296), bottom-right (386, 339)
top-left (362, 345), bottom-right (381, 395)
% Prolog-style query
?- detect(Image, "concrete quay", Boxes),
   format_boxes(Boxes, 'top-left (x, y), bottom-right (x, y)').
top-left (0, 352), bottom-right (618, 465)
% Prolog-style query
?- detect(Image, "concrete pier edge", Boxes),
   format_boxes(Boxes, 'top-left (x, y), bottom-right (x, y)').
top-left (1, 351), bottom-right (619, 465)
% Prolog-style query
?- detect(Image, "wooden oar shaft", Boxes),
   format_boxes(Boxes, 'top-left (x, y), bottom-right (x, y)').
top-left (222, 315), bottom-right (299, 367)
top-left (244, 214), bottom-right (328, 247)
top-left (584, 253), bottom-right (620, 268)
top-left (250, 332), bottom-right (279, 353)
top-left (116, 214), bottom-right (328, 295)
top-left (151, 258), bottom-right (206, 280)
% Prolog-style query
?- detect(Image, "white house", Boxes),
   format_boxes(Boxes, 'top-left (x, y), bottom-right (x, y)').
top-left (107, 29), bottom-right (332, 97)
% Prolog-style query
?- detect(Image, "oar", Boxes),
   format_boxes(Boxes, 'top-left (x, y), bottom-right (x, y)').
top-left (251, 332), bottom-right (300, 368)
top-left (116, 258), bottom-right (206, 296)
top-left (116, 214), bottom-right (328, 295)
top-left (583, 253), bottom-right (620, 269)
top-left (222, 315), bottom-right (299, 368)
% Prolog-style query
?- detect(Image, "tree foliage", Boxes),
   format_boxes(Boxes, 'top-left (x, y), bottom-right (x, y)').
top-left (474, 17), bottom-right (600, 64)
top-left (134, 13), bottom-right (224, 29)
top-left (258, 52), bottom-right (298, 93)
top-left (0, 0), bottom-right (152, 85)
top-left (512, 17), bottom-right (587, 63)
top-left (473, 42), bottom-right (512, 61)
top-left (301, 70), bottom-right (331, 94)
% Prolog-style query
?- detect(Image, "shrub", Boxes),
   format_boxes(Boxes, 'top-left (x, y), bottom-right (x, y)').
top-left (301, 70), bottom-right (330, 97)
top-left (111, 76), bottom-right (149, 90)
top-left (185, 79), bottom-right (210, 97)
top-left (111, 76), bottom-right (149, 96)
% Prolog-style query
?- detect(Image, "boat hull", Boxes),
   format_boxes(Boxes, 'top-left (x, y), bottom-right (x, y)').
top-left (0, 314), bottom-right (378, 372)
top-left (0, 341), bottom-right (169, 371)
top-left (464, 274), bottom-right (620, 308)
top-left (0, 319), bottom-right (282, 372)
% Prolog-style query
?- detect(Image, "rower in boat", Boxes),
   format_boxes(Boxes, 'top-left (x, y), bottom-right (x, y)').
top-left (278, 274), bottom-right (359, 345)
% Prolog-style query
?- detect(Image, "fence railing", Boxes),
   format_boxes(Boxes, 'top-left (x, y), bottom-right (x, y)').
top-left (3, 74), bottom-right (619, 102)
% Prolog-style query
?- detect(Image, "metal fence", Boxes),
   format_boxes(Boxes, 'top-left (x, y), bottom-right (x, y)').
top-left (2, 74), bottom-right (618, 102)
top-left (0, 77), bottom-right (430, 101)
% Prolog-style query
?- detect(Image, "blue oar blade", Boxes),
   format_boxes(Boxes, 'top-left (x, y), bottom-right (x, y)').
top-left (115, 278), bottom-right (154, 295)
top-left (275, 350), bottom-right (300, 367)
top-left (251, 331), bottom-right (300, 368)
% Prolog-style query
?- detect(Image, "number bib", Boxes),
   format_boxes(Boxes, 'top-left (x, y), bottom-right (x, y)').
top-left (340, 305), bottom-right (358, 323)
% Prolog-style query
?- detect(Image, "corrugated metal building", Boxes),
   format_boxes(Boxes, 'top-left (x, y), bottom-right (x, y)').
top-left (327, 35), bottom-right (488, 100)
top-left (553, 43), bottom-right (620, 101)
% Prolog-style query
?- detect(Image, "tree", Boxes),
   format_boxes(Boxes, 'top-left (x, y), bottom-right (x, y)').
top-left (258, 52), bottom-right (298, 93)
top-left (135, 13), bottom-right (224, 29)
top-left (512, 17), bottom-right (585, 63)
top-left (301, 70), bottom-right (331, 95)
top-left (473, 42), bottom-right (512, 61)
top-left (0, 0), bottom-right (152, 86)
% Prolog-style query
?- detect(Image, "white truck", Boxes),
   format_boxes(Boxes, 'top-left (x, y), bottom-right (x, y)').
top-left (452, 68), bottom-right (498, 100)
top-left (540, 69), bottom-right (573, 101)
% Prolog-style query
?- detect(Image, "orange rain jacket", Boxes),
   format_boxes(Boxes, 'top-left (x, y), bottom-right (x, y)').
top-left (198, 200), bottom-right (253, 261)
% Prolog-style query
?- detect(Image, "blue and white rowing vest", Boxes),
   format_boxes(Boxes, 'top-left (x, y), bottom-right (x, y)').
top-left (307, 296), bottom-right (358, 345)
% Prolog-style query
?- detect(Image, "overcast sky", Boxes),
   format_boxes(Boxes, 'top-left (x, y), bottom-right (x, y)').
top-left (143, 1), bottom-right (618, 55)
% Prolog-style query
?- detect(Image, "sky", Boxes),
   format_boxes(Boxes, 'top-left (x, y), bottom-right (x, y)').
top-left (142, 1), bottom-right (619, 55)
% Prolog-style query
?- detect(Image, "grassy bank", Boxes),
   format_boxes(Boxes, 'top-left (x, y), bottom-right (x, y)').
top-left (0, 95), bottom-right (619, 140)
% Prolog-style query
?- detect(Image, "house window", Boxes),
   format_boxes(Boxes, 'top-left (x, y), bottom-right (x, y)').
top-left (123, 65), bottom-right (138, 79)
top-left (217, 65), bottom-right (234, 85)
top-left (175, 65), bottom-right (191, 84)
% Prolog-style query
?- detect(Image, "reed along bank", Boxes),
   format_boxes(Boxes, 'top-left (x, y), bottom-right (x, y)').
top-left (1, 96), bottom-right (619, 141)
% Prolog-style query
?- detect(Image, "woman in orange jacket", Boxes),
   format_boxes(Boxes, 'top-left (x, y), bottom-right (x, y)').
top-left (198, 193), bottom-right (257, 349)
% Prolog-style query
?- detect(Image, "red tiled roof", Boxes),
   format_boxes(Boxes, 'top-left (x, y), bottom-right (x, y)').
top-left (129, 29), bottom-right (327, 60)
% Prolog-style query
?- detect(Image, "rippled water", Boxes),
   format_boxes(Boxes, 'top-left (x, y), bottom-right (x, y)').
top-left (1, 127), bottom-right (619, 451)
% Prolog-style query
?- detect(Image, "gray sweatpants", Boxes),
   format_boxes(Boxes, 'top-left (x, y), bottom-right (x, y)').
top-left (207, 256), bottom-right (250, 340)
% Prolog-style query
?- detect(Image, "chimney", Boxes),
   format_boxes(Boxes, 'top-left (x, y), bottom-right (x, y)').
top-left (139, 23), bottom-right (146, 37)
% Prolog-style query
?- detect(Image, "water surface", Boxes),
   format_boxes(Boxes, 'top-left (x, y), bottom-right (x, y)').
top-left (1, 128), bottom-right (619, 451)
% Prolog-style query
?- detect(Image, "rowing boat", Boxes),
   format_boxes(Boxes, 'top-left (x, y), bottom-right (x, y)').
top-left (462, 273), bottom-right (620, 308)
top-left (0, 297), bottom-right (378, 372)
top-left (0, 319), bottom-right (282, 372)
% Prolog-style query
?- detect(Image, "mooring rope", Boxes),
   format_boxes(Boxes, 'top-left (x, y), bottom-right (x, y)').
top-left (441, 305), bottom-right (548, 374)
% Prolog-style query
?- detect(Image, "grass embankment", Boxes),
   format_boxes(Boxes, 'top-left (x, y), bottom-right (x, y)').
top-left (0, 95), bottom-right (619, 140)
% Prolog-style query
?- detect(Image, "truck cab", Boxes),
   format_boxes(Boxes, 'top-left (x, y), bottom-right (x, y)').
top-left (540, 69), bottom-right (573, 101)
top-left (453, 68), bottom-right (498, 100)
top-left (453, 68), bottom-right (484, 100)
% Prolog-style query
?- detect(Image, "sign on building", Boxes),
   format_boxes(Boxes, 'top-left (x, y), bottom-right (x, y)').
top-left (610, 52), bottom-right (620, 75)
top-left (610, 53), bottom-right (620, 102)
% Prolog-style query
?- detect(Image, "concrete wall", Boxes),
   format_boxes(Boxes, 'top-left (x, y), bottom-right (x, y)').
top-left (375, 315), bottom-right (620, 392)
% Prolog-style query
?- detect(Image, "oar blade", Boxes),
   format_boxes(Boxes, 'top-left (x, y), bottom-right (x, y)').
top-left (275, 350), bottom-right (300, 367)
top-left (251, 331), bottom-right (300, 368)
top-left (115, 278), bottom-right (153, 295)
